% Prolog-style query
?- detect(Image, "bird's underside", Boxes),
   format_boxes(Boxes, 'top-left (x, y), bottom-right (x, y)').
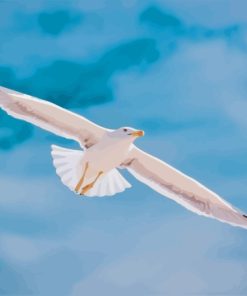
top-left (1, 85), bottom-right (247, 230)
top-left (51, 145), bottom-right (131, 197)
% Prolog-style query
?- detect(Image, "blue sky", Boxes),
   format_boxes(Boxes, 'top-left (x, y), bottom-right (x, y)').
top-left (1, 0), bottom-right (247, 295)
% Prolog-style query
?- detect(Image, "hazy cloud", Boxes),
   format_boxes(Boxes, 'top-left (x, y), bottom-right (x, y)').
top-left (140, 5), bottom-right (182, 30)
top-left (37, 9), bottom-right (83, 36)
top-left (0, 259), bottom-right (32, 294)
top-left (0, 38), bottom-right (159, 149)
top-left (140, 4), bottom-right (241, 42)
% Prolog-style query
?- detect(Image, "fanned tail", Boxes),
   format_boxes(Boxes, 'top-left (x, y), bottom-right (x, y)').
top-left (85, 169), bottom-right (131, 197)
top-left (51, 145), bottom-right (84, 191)
top-left (51, 145), bottom-right (131, 197)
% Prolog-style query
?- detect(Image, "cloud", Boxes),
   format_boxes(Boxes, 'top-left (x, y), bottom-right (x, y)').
top-left (32, 248), bottom-right (103, 295)
top-left (1, 3), bottom-right (241, 153)
top-left (0, 112), bottom-right (32, 150)
top-left (0, 259), bottom-right (32, 294)
top-left (71, 216), bottom-right (247, 295)
top-left (18, 38), bottom-right (159, 107)
top-left (0, 38), bottom-right (159, 150)
top-left (0, 234), bottom-right (48, 263)
top-left (37, 9), bottom-right (83, 36)
top-left (140, 5), bottom-right (182, 30)
top-left (139, 5), bottom-right (241, 43)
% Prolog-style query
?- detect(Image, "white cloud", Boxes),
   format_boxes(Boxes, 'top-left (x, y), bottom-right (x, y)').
top-left (0, 234), bottom-right (53, 264)
top-left (72, 216), bottom-right (247, 295)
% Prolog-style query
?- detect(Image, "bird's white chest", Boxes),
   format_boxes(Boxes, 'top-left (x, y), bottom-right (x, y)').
top-left (84, 137), bottom-right (132, 172)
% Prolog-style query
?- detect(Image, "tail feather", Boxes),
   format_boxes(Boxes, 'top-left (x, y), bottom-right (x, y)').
top-left (86, 169), bottom-right (131, 197)
top-left (51, 145), bottom-right (84, 191)
top-left (51, 144), bottom-right (131, 197)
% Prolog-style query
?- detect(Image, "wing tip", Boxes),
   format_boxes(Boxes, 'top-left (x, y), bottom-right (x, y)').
top-left (243, 214), bottom-right (247, 219)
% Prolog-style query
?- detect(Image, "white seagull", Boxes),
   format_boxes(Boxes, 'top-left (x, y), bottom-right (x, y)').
top-left (0, 86), bottom-right (247, 229)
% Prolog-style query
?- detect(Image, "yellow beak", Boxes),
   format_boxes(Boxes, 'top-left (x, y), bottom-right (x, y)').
top-left (131, 130), bottom-right (145, 137)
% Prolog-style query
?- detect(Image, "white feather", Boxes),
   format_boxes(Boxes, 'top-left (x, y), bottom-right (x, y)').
top-left (51, 145), bottom-right (131, 197)
top-left (0, 86), bottom-right (108, 148)
top-left (125, 146), bottom-right (247, 229)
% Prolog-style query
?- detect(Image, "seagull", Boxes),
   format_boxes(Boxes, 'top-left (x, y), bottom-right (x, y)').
top-left (0, 86), bottom-right (247, 229)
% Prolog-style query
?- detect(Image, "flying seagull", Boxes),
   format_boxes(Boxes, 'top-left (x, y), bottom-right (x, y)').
top-left (0, 86), bottom-right (247, 229)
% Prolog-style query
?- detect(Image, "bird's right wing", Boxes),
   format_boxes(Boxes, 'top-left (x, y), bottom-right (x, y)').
top-left (123, 146), bottom-right (247, 229)
top-left (0, 86), bottom-right (109, 148)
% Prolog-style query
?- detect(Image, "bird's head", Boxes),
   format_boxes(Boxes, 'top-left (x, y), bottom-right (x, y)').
top-left (108, 127), bottom-right (144, 141)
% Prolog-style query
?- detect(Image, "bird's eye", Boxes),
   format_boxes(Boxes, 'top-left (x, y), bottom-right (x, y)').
top-left (123, 128), bottom-right (128, 132)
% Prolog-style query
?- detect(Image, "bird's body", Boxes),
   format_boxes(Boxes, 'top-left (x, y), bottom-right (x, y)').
top-left (84, 132), bottom-right (132, 176)
top-left (52, 131), bottom-right (135, 196)
top-left (1, 85), bottom-right (247, 229)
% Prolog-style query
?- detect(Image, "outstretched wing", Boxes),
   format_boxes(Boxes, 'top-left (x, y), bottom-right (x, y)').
top-left (0, 86), bottom-right (109, 148)
top-left (124, 146), bottom-right (247, 229)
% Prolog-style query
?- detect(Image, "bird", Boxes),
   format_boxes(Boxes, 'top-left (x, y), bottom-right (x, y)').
top-left (0, 86), bottom-right (247, 230)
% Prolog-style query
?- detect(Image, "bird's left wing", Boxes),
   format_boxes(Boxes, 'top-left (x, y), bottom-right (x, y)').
top-left (123, 146), bottom-right (247, 229)
top-left (0, 86), bottom-right (109, 148)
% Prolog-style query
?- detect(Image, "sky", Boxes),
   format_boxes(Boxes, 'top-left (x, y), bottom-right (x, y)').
top-left (1, 0), bottom-right (247, 295)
